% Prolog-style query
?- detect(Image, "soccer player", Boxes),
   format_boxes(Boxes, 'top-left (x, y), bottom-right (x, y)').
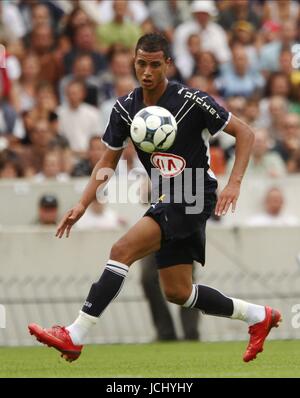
top-left (28, 33), bottom-right (281, 363)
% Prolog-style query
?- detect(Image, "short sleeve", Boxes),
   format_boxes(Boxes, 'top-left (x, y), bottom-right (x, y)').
top-left (193, 91), bottom-right (231, 136)
top-left (102, 102), bottom-right (130, 150)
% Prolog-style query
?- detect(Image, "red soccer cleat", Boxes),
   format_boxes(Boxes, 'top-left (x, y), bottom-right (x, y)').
top-left (28, 323), bottom-right (83, 362)
top-left (243, 306), bottom-right (282, 363)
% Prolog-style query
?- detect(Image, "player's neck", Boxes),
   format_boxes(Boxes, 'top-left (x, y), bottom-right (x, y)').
top-left (142, 79), bottom-right (169, 106)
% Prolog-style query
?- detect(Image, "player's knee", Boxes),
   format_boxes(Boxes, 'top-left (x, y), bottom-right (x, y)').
top-left (164, 286), bottom-right (190, 305)
top-left (110, 240), bottom-right (134, 266)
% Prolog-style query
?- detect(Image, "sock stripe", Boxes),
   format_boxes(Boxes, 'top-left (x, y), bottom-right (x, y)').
top-left (107, 259), bottom-right (129, 271)
top-left (183, 284), bottom-right (197, 308)
top-left (106, 264), bottom-right (128, 277)
top-left (107, 263), bottom-right (128, 272)
top-left (190, 284), bottom-right (198, 308)
top-left (105, 267), bottom-right (126, 278)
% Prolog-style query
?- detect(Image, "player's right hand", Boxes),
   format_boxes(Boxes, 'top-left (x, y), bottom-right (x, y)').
top-left (56, 203), bottom-right (86, 238)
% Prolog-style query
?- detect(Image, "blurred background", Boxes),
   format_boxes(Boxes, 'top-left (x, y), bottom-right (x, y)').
top-left (1, 0), bottom-right (300, 346)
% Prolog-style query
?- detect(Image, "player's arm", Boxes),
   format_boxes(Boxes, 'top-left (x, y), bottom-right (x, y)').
top-left (56, 147), bottom-right (123, 238)
top-left (215, 114), bottom-right (255, 216)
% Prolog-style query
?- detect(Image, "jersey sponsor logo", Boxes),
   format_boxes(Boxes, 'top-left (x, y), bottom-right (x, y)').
top-left (178, 88), bottom-right (221, 120)
top-left (150, 152), bottom-right (186, 178)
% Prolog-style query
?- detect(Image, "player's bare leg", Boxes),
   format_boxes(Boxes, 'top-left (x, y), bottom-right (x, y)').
top-left (159, 265), bottom-right (282, 362)
top-left (159, 264), bottom-right (194, 305)
top-left (109, 216), bottom-right (162, 265)
top-left (29, 216), bottom-right (162, 361)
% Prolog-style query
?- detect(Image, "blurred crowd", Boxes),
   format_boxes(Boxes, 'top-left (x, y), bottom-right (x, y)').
top-left (2, 0), bottom-right (300, 343)
top-left (1, 0), bottom-right (300, 182)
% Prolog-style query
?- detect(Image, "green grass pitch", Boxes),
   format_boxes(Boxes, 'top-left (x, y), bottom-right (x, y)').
top-left (0, 340), bottom-right (299, 378)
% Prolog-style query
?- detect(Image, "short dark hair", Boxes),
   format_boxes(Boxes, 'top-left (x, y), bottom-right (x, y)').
top-left (39, 194), bottom-right (58, 209)
top-left (135, 33), bottom-right (171, 60)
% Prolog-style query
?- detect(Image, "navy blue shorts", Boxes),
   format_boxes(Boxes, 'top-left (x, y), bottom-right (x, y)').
top-left (143, 188), bottom-right (217, 268)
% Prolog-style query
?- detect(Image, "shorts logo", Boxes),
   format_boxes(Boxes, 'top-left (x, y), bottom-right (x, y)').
top-left (150, 152), bottom-right (186, 178)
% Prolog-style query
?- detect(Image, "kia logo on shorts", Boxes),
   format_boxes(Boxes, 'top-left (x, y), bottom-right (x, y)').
top-left (150, 152), bottom-right (186, 178)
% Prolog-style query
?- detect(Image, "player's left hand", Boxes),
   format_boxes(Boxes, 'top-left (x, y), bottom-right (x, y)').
top-left (215, 182), bottom-right (240, 216)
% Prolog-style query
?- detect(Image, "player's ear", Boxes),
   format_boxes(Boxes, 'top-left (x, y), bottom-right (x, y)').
top-left (165, 57), bottom-right (172, 67)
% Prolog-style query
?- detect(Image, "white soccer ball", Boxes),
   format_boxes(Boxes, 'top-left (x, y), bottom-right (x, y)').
top-left (130, 106), bottom-right (177, 153)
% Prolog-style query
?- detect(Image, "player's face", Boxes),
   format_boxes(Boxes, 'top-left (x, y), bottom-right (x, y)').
top-left (134, 49), bottom-right (170, 91)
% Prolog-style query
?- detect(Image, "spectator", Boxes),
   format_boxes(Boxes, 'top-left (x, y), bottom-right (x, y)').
top-left (0, 1), bottom-right (26, 42)
top-left (287, 147), bottom-right (300, 173)
top-left (59, 54), bottom-right (99, 106)
top-left (229, 20), bottom-right (260, 69)
top-left (278, 48), bottom-right (300, 89)
top-left (28, 24), bottom-right (63, 85)
top-left (216, 96), bottom-right (246, 160)
top-left (18, 118), bottom-right (53, 176)
top-left (14, 54), bottom-right (41, 113)
top-left (27, 82), bottom-right (58, 125)
top-left (217, 44), bottom-right (265, 98)
top-left (246, 186), bottom-right (299, 226)
top-left (194, 50), bottom-right (219, 80)
top-left (147, 0), bottom-right (190, 42)
top-left (76, 199), bottom-right (126, 230)
top-left (47, 111), bottom-right (70, 150)
top-left (165, 60), bottom-right (185, 85)
top-left (228, 128), bottom-right (286, 178)
top-left (260, 21), bottom-right (297, 74)
top-left (225, 96), bottom-right (247, 119)
top-left (33, 150), bottom-right (69, 182)
top-left (58, 79), bottom-right (102, 155)
top-left (98, 48), bottom-right (135, 102)
top-left (81, 0), bottom-right (149, 25)
top-left (173, 0), bottom-right (230, 79)
top-left (243, 98), bottom-right (263, 129)
top-left (63, 24), bottom-right (107, 75)
top-left (290, 83), bottom-right (300, 116)
top-left (96, 0), bottom-right (142, 53)
top-left (0, 80), bottom-right (25, 144)
top-left (62, 7), bottom-right (91, 47)
top-left (264, 71), bottom-right (292, 99)
top-left (274, 113), bottom-right (300, 164)
top-left (187, 33), bottom-right (202, 68)
top-left (259, 20), bottom-right (281, 46)
top-left (259, 92), bottom-right (290, 141)
top-left (30, 3), bottom-right (52, 31)
top-left (209, 145), bottom-right (226, 176)
top-left (0, 149), bottom-right (24, 178)
top-left (36, 194), bottom-right (59, 225)
top-left (262, 0), bottom-right (300, 25)
top-left (187, 74), bottom-right (225, 107)
top-left (72, 136), bottom-right (106, 177)
top-left (218, 0), bottom-right (261, 31)
top-left (251, 128), bottom-right (287, 177)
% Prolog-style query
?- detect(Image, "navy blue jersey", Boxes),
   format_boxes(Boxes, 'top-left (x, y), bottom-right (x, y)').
top-left (102, 81), bottom-right (231, 202)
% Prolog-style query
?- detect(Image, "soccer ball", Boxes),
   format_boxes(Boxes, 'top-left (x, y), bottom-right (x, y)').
top-left (130, 106), bottom-right (177, 153)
